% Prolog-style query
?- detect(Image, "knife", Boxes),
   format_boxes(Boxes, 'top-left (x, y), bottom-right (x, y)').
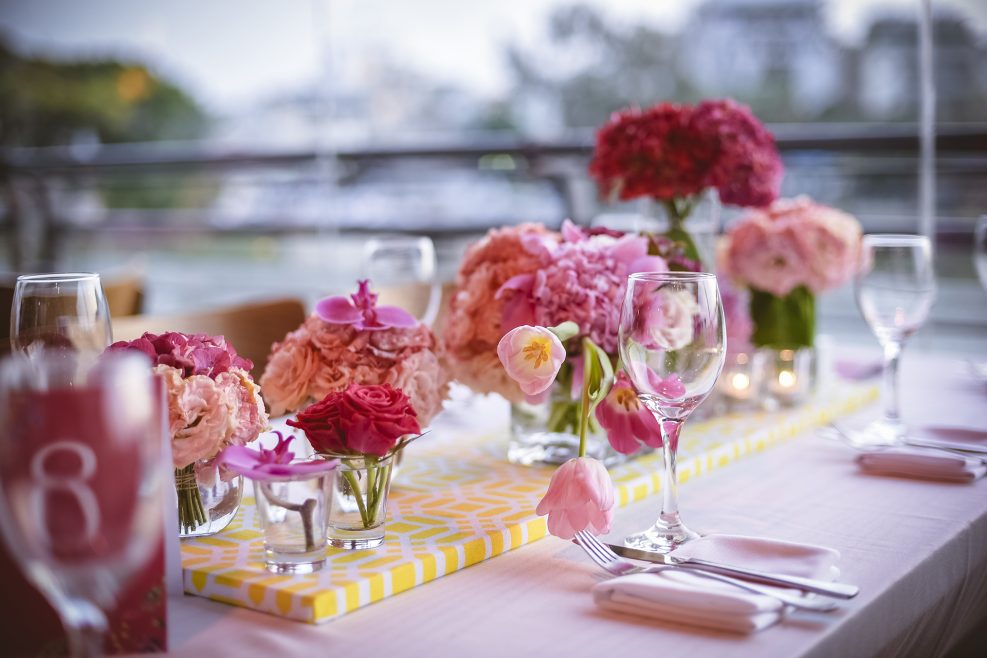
top-left (606, 543), bottom-right (859, 599)
top-left (904, 437), bottom-right (987, 455)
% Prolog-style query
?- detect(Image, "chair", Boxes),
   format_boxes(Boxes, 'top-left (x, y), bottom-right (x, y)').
top-left (112, 297), bottom-right (308, 381)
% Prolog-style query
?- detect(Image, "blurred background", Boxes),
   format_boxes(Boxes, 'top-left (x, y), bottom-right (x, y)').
top-left (0, 0), bottom-right (985, 353)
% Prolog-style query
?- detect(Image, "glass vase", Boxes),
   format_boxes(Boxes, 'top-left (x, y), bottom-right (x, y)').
top-left (647, 188), bottom-right (721, 270)
top-left (326, 453), bottom-right (395, 550)
top-left (757, 347), bottom-right (817, 409)
top-left (253, 464), bottom-right (333, 574)
top-left (508, 380), bottom-right (628, 468)
top-left (175, 458), bottom-right (243, 538)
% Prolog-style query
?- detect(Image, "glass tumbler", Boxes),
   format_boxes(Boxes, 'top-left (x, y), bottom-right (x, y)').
top-left (327, 453), bottom-right (395, 550)
top-left (253, 465), bottom-right (334, 574)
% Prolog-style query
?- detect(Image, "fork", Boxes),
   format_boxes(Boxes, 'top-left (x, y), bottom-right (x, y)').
top-left (826, 423), bottom-right (987, 464)
top-left (574, 531), bottom-right (838, 613)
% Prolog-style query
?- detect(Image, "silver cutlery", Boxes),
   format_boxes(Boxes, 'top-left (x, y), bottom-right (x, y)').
top-left (826, 423), bottom-right (987, 463)
top-left (574, 531), bottom-right (838, 612)
top-left (604, 541), bottom-right (858, 599)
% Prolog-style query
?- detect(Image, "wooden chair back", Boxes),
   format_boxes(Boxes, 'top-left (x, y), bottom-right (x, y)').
top-left (112, 297), bottom-right (308, 380)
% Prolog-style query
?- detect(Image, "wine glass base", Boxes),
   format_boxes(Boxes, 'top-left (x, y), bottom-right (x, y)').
top-left (624, 522), bottom-right (701, 554)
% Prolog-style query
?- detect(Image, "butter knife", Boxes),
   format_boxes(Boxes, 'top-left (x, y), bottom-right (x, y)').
top-left (606, 543), bottom-right (859, 599)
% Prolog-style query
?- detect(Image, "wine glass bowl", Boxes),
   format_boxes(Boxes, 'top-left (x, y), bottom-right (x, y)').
top-left (618, 272), bottom-right (726, 552)
top-left (0, 351), bottom-right (165, 656)
top-left (854, 234), bottom-right (936, 444)
top-left (362, 235), bottom-right (440, 326)
top-left (10, 273), bottom-right (112, 354)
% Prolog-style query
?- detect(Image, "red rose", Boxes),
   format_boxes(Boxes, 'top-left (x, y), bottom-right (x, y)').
top-left (288, 383), bottom-right (421, 457)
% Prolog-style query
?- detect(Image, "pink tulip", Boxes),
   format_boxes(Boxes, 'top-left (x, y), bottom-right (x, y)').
top-left (535, 457), bottom-right (615, 539)
top-left (496, 325), bottom-right (566, 396)
top-left (595, 373), bottom-right (663, 454)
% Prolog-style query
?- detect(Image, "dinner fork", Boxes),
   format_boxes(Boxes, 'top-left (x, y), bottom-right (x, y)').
top-left (573, 531), bottom-right (838, 613)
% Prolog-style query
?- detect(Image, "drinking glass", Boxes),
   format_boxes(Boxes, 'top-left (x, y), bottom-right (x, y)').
top-left (0, 351), bottom-right (166, 657)
top-left (618, 272), bottom-right (726, 552)
top-left (10, 273), bottom-right (112, 354)
top-left (854, 234), bottom-right (936, 444)
top-left (362, 235), bottom-right (440, 326)
top-left (975, 216), bottom-right (987, 292)
top-left (253, 464), bottom-right (333, 574)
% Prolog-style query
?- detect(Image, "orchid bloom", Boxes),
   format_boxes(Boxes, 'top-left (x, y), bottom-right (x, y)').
top-left (535, 457), bottom-right (615, 539)
top-left (496, 325), bottom-right (566, 396)
top-left (316, 280), bottom-right (417, 331)
top-left (595, 373), bottom-right (664, 454)
top-left (219, 431), bottom-right (338, 480)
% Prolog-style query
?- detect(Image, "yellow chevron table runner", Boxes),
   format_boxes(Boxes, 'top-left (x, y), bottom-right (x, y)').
top-left (181, 383), bottom-right (877, 623)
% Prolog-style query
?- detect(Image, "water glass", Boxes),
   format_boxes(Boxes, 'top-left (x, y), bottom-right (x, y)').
top-left (0, 350), bottom-right (165, 657)
top-left (362, 235), bottom-right (440, 326)
top-left (10, 273), bottom-right (112, 354)
top-left (854, 234), bottom-right (936, 444)
top-left (326, 453), bottom-right (395, 550)
top-left (975, 216), bottom-right (987, 292)
top-left (253, 465), bottom-right (333, 574)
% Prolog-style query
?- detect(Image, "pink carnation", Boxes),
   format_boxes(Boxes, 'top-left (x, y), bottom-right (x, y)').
top-left (440, 224), bottom-right (548, 400)
top-left (262, 313), bottom-right (449, 425)
top-left (722, 196), bottom-right (862, 296)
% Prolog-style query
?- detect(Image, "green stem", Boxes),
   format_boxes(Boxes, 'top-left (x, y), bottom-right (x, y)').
top-left (749, 286), bottom-right (816, 349)
top-left (661, 199), bottom-right (701, 266)
top-left (578, 341), bottom-right (592, 458)
top-left (342, 468), bottom-right (370, 528)
top-left (175, 464), bottom-right (207, 535)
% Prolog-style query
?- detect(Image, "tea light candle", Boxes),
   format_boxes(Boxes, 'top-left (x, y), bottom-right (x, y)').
top-left (719, 352), bottom-right (757, 402)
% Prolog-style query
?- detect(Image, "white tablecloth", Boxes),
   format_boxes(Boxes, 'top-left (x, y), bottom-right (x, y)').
top-left (159, 350), bottom-right (987, 658)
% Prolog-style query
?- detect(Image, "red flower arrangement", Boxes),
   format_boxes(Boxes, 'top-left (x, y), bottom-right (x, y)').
top-left (589, 99), bottom-right (782, 209)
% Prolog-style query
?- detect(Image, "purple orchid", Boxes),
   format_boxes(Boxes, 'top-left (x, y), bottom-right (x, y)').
top-left (315, 280), bottom-right (417, 331)
top-left (219, 431), bottom-right (338, 480)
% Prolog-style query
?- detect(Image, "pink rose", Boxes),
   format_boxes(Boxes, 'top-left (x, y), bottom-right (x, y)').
top-left (171, 375), bottom-right (235, 468)
top-left (535, 457), bottom-right (615, 539)
top-left (496, 325), bottom-right (566, 396)
top-left (634, 286), bottom-right (700, 351)
top-left (384, 349), bottom-right (449, 426)
top-left (216, 368), bottom-right (269, 447)
top-left (288, 383), bottom-right (421, 458)
top-left (259, 340), bottom-right (322, 417)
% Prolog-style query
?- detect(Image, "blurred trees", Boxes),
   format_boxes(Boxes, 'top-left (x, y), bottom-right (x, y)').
top-left (0, 38), bottom-right (206, 147)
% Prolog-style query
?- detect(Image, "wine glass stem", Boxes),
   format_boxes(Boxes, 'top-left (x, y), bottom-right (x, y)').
top-left (60, 598), bottom-right (108, 658)
top-left (881, 340), bottom-right (902, 426)
top-left (658, 419), bottom-right (683, 527)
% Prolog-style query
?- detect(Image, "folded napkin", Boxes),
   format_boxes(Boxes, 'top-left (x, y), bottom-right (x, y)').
top-left (591, 535), bottom-right (840, 634)
top-left (856, 446), bottom-right (986, 483)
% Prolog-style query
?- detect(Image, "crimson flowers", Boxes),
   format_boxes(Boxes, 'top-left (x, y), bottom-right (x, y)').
top-left (288, 383), bottom-right (421, 458)
top-left (589, 99), bottom-right (782, 209)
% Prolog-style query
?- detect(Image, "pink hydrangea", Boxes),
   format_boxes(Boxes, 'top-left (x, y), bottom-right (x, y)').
top-left (109, 331), bottom-right (252, 378)
top-left (722, 196), bottom-right (862, 296)
top-left (261, 306), bottom-right (449, 425)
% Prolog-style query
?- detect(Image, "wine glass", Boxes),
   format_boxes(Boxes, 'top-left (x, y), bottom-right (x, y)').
top-left (0, 350), bottom-right (166, 656)
top-left (854, 234), bottom-right (936, 444)
top-left (362, 235), bottom-right (440, 326)
top-left (10, 273), bottom-right (112, 354)
top-left (618, 272), bottom-right (726, 552)
top-left (975, 216), bottom-right (987, 292)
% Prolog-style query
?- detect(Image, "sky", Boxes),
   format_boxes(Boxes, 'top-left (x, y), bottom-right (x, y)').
top-left (0, 0), bottom-right (984, 113)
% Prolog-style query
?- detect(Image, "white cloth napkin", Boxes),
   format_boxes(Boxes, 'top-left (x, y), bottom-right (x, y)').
top-left (856, 446), bottom-right (986, 483)
top-left (591, 535), bottom-right (840, 634)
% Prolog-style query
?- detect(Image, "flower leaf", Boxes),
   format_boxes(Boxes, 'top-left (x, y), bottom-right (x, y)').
top-left (547, 321), bottom-right (580, 344)
top-left (581, 337), bottom-right (614, 414)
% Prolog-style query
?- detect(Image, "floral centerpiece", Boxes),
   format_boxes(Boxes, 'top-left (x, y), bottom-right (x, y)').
top-left (443, 220), bottom-right (684, 462)
top-left (288, 383), bottom-right (421, 548)
top-left (719, 196), bottom-right (862, 350)
top-left (107, 332), bottom-right (269, 535)
top-left (589, 99), bottom-right (783, 267)
top-left (261, 280), bottom-right (448, 426)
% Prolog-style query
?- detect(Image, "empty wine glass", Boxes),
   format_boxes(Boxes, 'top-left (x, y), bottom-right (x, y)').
top-left (362, 235), bottom-right (440, 326)
top-left (975, 216), bottom-right (987, 292)
top-left (0, 351), bottom-right (166, 656)
top-left (854, 234), bottom-right (936, 444)
top-left (618, 272), bottom-right (726, 552)
top-left (10, 273), bottom-right (112, 354)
